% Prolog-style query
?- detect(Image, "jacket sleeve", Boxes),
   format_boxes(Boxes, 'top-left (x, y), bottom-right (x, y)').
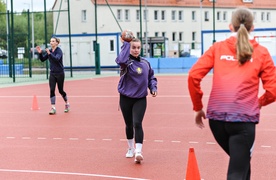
top-left (148, 63), bottom-right (157, 92)
top-left (258, 51), bottom-right (276, 106)
top-left (188, 45), bottom-right (215, 111)
top-left (38, 52), bottom-right (49, 62)
top-left (49, 48), bottom-right (62, 61)
top-left (115, 42), bottom-right (130, 68)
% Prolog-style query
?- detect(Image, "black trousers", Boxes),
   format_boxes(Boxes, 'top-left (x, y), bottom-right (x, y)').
top-left (49, 73), bottom-right (67, 103)
top-left (119, 94), bottom-right (147, 144)
top-left (209, 120), bottom-right (256, 180)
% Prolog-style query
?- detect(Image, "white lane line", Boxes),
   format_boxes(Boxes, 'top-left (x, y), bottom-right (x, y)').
top-left (69, 138), bottom-right (79, 141)
top-left (0, 169), bottom-right (150, 180)
top-left (171, 141), bottom-right (181, 143)
top-left (119, 139), bottom-right (127, 141)
top-left (102, 139), bottom-right (112, 141)
top-left (261, 145), bottom-right (271, 148)
top-left (22, 137), bottom-right (31, 140)
top-left (86, 138), bottom-right (95, 141)
top-left (206, 142), bottom-right (216, 145)
top-left (154, 140), bottom-right (163, 143)
top-left (6, 137), bottom-right (15, 139)
top-left (189, 141), bottom-right (199, 144)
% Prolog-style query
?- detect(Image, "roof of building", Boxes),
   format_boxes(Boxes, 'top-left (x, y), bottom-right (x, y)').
top-left (91, 0), bottom-right (276, 9)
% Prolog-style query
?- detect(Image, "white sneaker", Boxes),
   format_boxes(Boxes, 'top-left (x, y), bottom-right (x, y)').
top-left (134, 152), bottom-right (143, 163)
top-left (125, 148), bottom-right (135, 158)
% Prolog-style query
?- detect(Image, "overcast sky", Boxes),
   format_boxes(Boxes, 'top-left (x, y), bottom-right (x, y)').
top-left (6, 0), bottom-right (55, 12)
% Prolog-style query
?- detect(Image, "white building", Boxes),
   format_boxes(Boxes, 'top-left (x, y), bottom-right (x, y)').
top-left (52, 0), bottom-right (276, 68)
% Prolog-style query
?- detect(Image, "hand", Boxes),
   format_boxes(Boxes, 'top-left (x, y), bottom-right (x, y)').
top-left (194, 109), bottom-right (206, 129)
top-left (151, 91), bottom-right (157, 97)
top-left (45, 48), bottom-right (50, 55)
top-left (120, 37), bottom-right (124, 43)
top-left (35, 46), bottom-right (42, 54)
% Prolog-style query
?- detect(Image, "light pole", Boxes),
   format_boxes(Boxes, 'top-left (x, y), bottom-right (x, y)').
top-left (144, 0), bottom-right (148, 57)
top-left (212, 0), bottom-right (216, 43)
top-left (24, 1), bottom-right (34, 59)
top-left (31, 0), bottom-right (34, 60)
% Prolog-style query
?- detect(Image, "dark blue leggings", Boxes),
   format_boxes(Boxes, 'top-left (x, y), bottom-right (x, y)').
top-left (209, 120), bottom-right (256, 180)
top-left (49, 73), bottom-right (67, 104)
top-left (119, 94), bottom-right (147, 144)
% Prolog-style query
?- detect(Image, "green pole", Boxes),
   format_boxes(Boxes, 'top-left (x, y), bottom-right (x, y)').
top-left (44, 0), bottom-right (49, 79)
top-left (139, 0), bottom-right (143, 56)
top-left (213, 0), bottom-right (216, 43)
top-left (10, 0), bottom-right (15, 82)
top-left (7, 10), bottom-right (12, 78)
top-left (67, 0), bottom-right (73, 77)
top-left (95, 0), bottom-right (101, 75)
top-left (27, 10), bottom-right (32, 77)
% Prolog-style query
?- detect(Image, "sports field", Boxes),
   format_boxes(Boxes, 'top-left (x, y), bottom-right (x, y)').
top-left (0, 74), bottom-right (275, 180)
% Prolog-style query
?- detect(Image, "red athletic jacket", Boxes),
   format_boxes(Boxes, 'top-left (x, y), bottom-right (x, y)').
top-left (188, 35), bottom-right (276, 123)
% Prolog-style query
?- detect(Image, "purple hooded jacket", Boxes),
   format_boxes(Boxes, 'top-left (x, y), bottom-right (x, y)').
top-left (115, 42), bottom-right (157, 98)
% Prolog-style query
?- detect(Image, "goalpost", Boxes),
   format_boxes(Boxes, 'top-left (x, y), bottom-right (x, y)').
top-left (254, 35), bottom-right (276, 56)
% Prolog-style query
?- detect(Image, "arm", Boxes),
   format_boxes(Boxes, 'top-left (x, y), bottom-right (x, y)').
top-left (48, 48), bottom-right (62, 61)
top-left (188, 45), bottom-right (215, 111)
top-left (258, 52), bottom-right (276, 107)
top-left (148, 63), bottom-right (158, 97)
top-left (36, 46), bottom-right (48, 62)
top-left (115, 42), bottom-right (130, 68)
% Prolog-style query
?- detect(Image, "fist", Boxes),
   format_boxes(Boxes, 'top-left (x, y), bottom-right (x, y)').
top-left (121, 30), bottom-right (134, 42)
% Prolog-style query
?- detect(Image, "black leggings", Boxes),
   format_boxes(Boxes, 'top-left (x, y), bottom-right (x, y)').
top-left (119, 94), bottom-right (147, 144)
top-left (209, 120), bottom-right (256, 180)
top-left (49, 73), bottom-right (67, 104)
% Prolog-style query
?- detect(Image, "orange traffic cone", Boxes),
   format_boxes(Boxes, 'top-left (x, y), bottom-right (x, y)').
top-left (185, 147), bottom-right (201, 180)
top-left (31, 95), bottom-right (39, 110)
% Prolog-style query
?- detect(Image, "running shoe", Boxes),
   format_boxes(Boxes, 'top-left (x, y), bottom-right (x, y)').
top-left (134, 152), bottom-right (143, 163)
top-left (126, 148), bottom-right (135, 158)
top-left (49, 108), bottom-right (56, 115)
top-left (64, 103), bottom-right (70, 113)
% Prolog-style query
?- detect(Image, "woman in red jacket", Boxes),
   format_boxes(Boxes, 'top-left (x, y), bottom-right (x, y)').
top-left (188, 7), bottom-right (276, 180)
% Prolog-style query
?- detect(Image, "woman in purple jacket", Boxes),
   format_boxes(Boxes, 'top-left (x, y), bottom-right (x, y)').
top-left (115, 37), bottom-right (157, 163)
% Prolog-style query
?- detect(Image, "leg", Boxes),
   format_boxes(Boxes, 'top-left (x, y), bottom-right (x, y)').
top-left (209, 120), bottom-right (230, 155)
top-left (132, 97), bottom-right (147, 145)
top-left (226, 122), bottom-right (255, 180)
top-left (49, 74), bottom-right (57, 105)
top-left (119, 94), bottom-right (134, 140)
top-left (56, 73), bottom-right (67, 102)
top-left (132, 97), bottom-right (146, 163)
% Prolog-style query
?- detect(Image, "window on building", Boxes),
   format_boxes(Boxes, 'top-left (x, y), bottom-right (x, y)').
top-left (253, 12), bottom-right (257, 22)
top-left (137, 32), bottom-right (140, 39)
top-left (117, 9), bottom-right (122, 20)
top-left (171, 10), bottom-right (176, 21)
top-left (261, 12), bottom-right (265, 21)
top-left (154, 10), bottom-right (159, 20)
top-left (144, 10), bottom-right (148, 20)
top-left (110, 40), bottom-right (114, 52)
top-left (217, 11), bottom-right (221, 21)
top-left (204, 11), bottom-right (209, 21)
top-left (136, 10), bottom-right (140, 21)
top-left (178, 11), bottom-right (183, 21)
top-left (161, 10), bottom-right (166, 20)
top-left (223, 11), bottom-right (227, 21)
top-left (192, 32), bottom-right (196, 41)
top-left (192, 11), bottom-right (196, 21)
top-left (172, 32), bottom-right (176, 41)
top-left (267, 12), bottom-right (271, 21)
top-left (162, 32), bottom-right (166, 37)
top-left (155, 32), bottom-right (159, 37)
top-left (93, 40), bottom-right (96, 52)
top-left (81, 10), bottom-right (87, 22)
top-left (125, 9), bottom-right (130, 21)
top-left (179, 32), bottom-right (183, 41)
